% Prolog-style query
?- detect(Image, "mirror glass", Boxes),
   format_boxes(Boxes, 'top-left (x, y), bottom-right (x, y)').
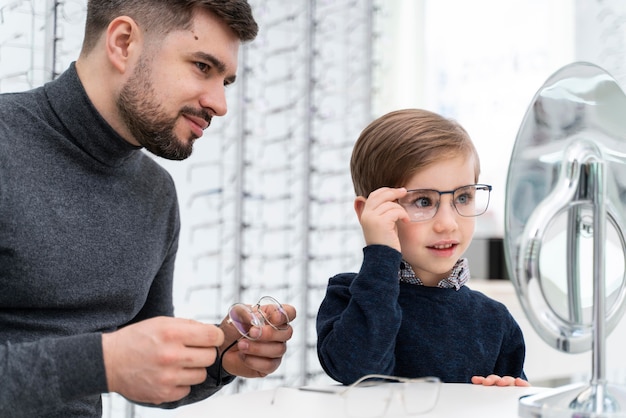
top-left (505, 62), bottom-right (626, 352)
top-left (539, 206), bottom-right (625, 325)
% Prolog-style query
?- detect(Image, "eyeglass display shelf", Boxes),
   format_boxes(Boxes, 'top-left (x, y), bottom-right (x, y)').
top-left (174, 382), bottom-right (544, 418)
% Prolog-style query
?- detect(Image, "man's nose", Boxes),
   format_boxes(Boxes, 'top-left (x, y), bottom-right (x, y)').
top-left (199, 81), bottom-right (228, 117)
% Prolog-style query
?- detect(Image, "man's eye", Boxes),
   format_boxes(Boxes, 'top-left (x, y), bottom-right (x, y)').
top-left (195, 62), bottom-right (210, 73)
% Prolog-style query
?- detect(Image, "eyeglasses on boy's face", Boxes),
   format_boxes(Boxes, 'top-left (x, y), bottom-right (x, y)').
top-left (397, 184), bottom-right (492, 222)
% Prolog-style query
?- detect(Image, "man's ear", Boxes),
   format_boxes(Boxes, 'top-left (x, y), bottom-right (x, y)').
top-left (354, 196), bottom-right (367, 222)
top-left (105, 16), bottom-right (142, 74)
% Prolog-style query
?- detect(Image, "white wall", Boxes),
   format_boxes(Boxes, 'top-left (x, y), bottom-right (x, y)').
top-left (377, 0), bottom-right (576, 238)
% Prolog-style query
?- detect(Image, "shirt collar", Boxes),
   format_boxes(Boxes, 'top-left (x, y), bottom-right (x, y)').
top-left (399, 258), bottom-right (470, 290)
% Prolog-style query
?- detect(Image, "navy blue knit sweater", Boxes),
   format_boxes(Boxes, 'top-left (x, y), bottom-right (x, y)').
top-left (316, 245), bottom-right (527, 385)
top-left (0, 64), bottom-right (228, 417)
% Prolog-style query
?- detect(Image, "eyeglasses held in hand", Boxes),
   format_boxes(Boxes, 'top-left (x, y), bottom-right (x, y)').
top-left (397, 184), bottom-right (492, 222)
top-left (216, 296), bottom-right (290, 385)
top-left (296, 374), bottom-right (441, 418)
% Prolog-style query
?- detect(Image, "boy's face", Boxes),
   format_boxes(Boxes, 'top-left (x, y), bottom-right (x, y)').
top-left (397, 155), bottom-right (477, 286)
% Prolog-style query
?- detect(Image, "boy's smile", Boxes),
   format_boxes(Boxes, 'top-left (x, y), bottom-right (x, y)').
top-left (427, 240), bottom-right (460, 257)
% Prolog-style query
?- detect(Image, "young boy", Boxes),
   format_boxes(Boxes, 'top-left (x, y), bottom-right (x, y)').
top-left (316, 108), bottom-right (529, 387)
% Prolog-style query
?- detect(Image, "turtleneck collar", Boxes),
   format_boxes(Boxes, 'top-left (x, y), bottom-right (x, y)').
top-left (44, 62), bottom-right (143, 167)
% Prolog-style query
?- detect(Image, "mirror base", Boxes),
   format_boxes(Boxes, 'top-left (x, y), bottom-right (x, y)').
top-left (519, 382), bottom-right (626, 417)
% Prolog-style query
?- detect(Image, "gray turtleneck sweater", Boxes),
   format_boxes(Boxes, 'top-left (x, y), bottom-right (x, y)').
top-left (0, 63), bottom-right (226, 417)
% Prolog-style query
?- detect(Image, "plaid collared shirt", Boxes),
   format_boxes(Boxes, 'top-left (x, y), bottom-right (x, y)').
top-left (398, 258), bottom-right (469, 290)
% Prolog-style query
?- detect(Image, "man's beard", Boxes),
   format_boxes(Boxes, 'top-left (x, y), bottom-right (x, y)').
top-left (116, 58), bottom-right (210, 160)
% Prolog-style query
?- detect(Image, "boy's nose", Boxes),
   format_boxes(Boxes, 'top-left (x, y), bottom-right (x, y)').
top-left (433, 197), bottom-right (458, 231)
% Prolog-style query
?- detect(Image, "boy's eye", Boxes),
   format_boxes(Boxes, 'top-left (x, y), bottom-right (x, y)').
top-left (413, 196), bottom-right (434, 208)
top-left (455, 192), bottom-right (473, 206)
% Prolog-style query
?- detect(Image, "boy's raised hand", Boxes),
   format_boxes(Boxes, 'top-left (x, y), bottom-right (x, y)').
top-left (354, 187), bottom-right (410, 252)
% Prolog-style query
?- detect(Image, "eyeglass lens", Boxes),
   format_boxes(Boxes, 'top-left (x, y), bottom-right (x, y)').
top-left (228, 304), bottom-right (264, 339)
top-left (344, 377), bottom-right (440, 418)
top-left (227, 296), bottom-right (290, 340)
top-left (400, 378), bottom-right (441, 415)
top-left (399, 184), bottom-right (491, 222)
top-left (256, 296), bottom-right (290, 331)
top-left (344, 384), bottom-right (392, 418)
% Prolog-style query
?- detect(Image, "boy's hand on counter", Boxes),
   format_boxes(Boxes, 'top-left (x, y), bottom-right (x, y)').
top-left (471, 374), bottom-right (531, 387)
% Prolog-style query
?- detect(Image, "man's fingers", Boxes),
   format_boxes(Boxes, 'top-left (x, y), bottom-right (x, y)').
top-left (173, 366), bottom-right (208, 387)
top-left (166, 319), bottom-right (224, 348)
top-left (177, 346), bottom-right (220, 368)
top-left (237, 338), bottom-right (288, 358)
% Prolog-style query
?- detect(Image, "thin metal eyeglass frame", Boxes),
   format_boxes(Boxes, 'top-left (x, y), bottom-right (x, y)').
top-left (216, 296), bottom-right (290, 385)
top-left (295, 374), bottom-right (441, 417)
top-left (398, 183), bottom-right (492, 221)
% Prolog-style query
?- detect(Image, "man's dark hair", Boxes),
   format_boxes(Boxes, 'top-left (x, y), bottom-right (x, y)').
top-left (82, 0), bottom-right (258, 54)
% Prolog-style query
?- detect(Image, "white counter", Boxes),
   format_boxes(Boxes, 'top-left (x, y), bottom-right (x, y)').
top-left (175, 383), bottom-right (543, 418)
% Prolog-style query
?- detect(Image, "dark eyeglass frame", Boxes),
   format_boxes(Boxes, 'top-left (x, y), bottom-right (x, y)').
top-left (397, 184), bottom-right (492, 222)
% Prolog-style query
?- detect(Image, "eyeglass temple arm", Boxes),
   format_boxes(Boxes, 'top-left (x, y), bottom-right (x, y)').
top-left (216, 339), bottom-right (239, 386)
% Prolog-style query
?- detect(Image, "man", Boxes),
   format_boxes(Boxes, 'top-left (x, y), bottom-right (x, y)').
top-left (0, 1), bottom-right (296, 417)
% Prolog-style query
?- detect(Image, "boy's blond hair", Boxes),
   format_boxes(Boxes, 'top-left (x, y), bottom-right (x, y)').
top-left (350, 108), bottom-right (481, 197)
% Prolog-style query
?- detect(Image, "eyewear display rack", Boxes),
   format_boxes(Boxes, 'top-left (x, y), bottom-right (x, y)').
top-left (0, 1), bottom-right (382, 415)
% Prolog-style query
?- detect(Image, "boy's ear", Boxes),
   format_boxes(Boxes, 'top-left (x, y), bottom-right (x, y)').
top-left (354, 196), bottom-right (367, 222)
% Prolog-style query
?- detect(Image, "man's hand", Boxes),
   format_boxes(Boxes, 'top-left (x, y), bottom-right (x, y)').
top-left (471, 375), bottom-right (531, 387)
top-left (355, 187), bottom-right (410, 252)
top-left (102, 316), bottom-right (224, 404)
top-left (219, 303), bottom-right (296, 379)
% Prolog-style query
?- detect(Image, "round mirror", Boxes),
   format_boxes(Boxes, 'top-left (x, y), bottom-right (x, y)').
top-left (505, 61), bottom-right (626, 354)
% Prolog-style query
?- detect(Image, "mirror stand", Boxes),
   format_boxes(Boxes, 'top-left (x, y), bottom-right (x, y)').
top-left (518, 151), bottom-right (626, 417)
top-left (519, 382), bottom-right (626, 417)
